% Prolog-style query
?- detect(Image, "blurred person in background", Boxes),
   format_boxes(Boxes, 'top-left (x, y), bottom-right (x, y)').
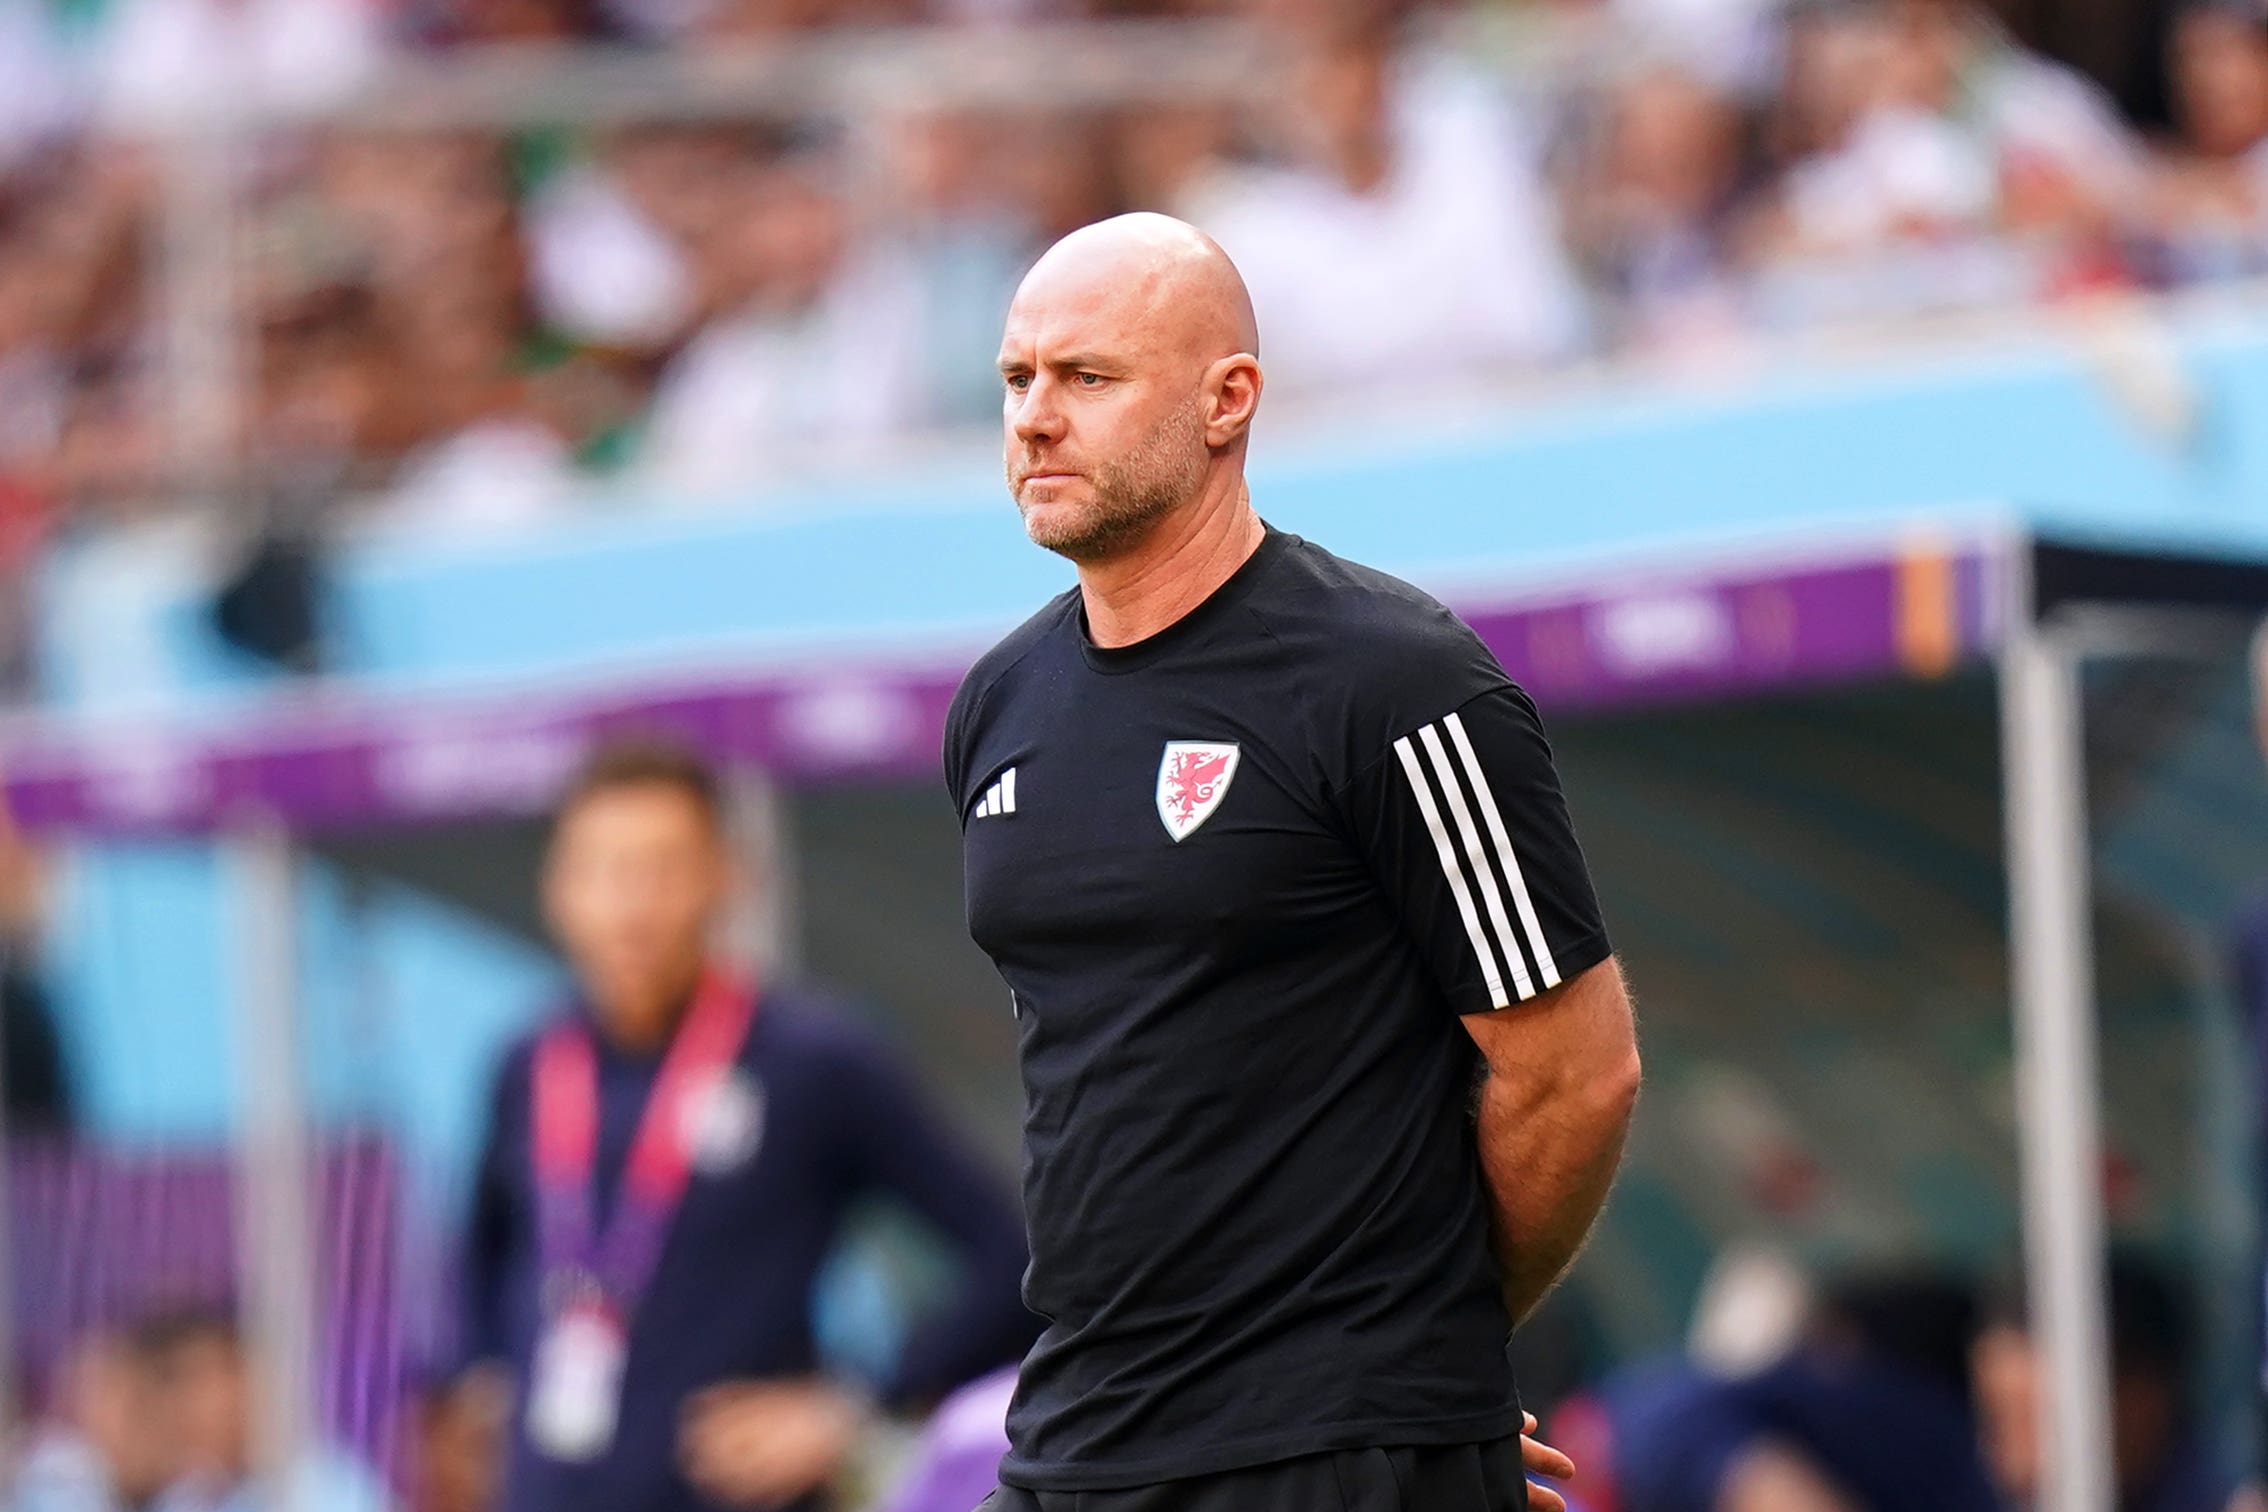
top-left (1749, 0), bottom-right (2139, 317)
top-left (638, 148), bottom-right (925, 491)
top-left (1747, 1), bottom-right (1895, 212)
top-left (1749, 0), bottom-right (2001, 288)
top-left (5, 144), bottom-right (160, 519)
top-left (140, 1310), bottom-right (396, 1512)
top-left (459, 735), bottom-right (1033, 1512)
top-left (861, 109), bottom-right (1064, 428)
top-left (0, 159), bottom-right (98, 680)
top-left (1558, 1262), bottom-right (2000, 1512)
top-left (1970, 1254), bottom-right (2249, 1512)
top-left (407, 1369), bottom-right (511, 1512)
top-left (1566, 1251), bottom-right (2250, 1512)
top-left (318, 133), bottom-right (588, 530)
top-left (1561, 62), bottom-right (1752, 352)
top-left (1879, 0), bottom-right (2139, 293)
top-left (1184, 0), bottom-right (1589, 397)
top-left (0, 771), bottom-right (72, 1133)
top-left (11, 1328), bottom-right (171, 1512)
top-left (2145, 0), bottom-right (2268, 283)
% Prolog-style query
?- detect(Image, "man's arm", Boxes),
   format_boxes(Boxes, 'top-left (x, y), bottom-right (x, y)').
top-left (1463, 956), bottom-right (1638, 1325)
top-left (1332, 677), bottom-right (1629, 1323)
top-left (682, 1023), bottom-right (1034, 1509)
top-left (829, 1024), bottom-right (1037, 1406)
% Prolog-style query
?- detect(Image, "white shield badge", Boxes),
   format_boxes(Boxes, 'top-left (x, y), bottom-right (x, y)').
top-left (1156, 741), bottom-right (1241, 841)
top-left (682, 1067), bottom-right (766, 1175)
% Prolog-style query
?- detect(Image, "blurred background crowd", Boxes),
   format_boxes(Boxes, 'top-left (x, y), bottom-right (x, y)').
top-left (0, 0), bottom-right (2264, 657)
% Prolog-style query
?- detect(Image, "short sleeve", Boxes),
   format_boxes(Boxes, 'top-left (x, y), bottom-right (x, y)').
top-left (1338, 684), bottom-right (1609, 1014)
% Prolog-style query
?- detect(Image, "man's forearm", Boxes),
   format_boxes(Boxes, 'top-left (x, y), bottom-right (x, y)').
top-left (1475, 1058), bottom-right (1635, 1325)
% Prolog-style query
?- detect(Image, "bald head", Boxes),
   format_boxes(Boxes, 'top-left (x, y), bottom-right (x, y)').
top-left (1013, 213), bottom-right (1259, 364)
top-left (998, 215), bottom-right (1264, 563)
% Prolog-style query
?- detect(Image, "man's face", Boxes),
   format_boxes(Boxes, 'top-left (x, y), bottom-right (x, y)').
top-left (998, 275), bottom-right (1212, 564)
top-left (1612, 70), bottom-right (1740, 213)
top-left (543, 784), bottom-right (727, 1034)
top-left (65, 1339), bottom-right (168, 1498)
top-left (2174, 11), bottom-right (2268, 159)
top-left (155, 1333), bottom-right (251, 1482)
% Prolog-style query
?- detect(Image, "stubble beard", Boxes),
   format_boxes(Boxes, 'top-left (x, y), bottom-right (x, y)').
top-left (1013, 398), bottom-right (1212, 564)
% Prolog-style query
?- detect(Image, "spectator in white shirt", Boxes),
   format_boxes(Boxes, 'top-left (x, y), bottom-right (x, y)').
top-left (2147, 0), bottom-right (2268, 283)
top-left (1749, 0), bottom-right (2141, 318)
top-left (640, 154), bottom-right (923, 494)
top-left (1875, 0), bottom-right (2142, 254)
top-left (1183, 1), bottom-right (1590, 399)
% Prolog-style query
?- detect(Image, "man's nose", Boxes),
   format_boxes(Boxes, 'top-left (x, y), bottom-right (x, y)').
top-left (1011, 377), bottom-right (1065, 447)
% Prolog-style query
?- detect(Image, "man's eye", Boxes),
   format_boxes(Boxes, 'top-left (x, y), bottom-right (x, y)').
top-left (1005, 374), bottom-right (1031, 392)
top-left (1075, 373), bottom-right (1104, 387)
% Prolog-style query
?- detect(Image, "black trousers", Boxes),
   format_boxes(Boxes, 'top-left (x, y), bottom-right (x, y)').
top-left (977, 1439), bottom-right (1529, 1512)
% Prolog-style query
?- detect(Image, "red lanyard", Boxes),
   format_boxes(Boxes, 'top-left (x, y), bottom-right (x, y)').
top-left (531, 969), bottom-right (759, 1316)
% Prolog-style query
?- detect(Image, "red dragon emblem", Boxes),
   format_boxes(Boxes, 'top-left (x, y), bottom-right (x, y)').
top-left (1165, 751), bottom-right (1232, 820)
top-left (1155, 741), bottom-right (1241, 840)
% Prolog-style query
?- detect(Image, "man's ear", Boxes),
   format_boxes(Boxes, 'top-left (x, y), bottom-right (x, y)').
top-left (1205, 353), bottom-right (1264, 448)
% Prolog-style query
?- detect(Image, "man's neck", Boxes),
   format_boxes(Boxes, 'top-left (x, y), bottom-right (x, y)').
top-left (592, 966), bottom-right (706, 1055)
top-left (1079, 479), bottom-right (1264, 649)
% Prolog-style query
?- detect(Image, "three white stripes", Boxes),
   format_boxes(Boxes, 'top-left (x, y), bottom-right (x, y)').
top-left (1392, 712), bottom-right (1558, 1009)
top-left (975, 766), bottom-right (1018, 819)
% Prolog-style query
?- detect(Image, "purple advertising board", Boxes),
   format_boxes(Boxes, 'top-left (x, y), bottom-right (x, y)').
top-left (0, 540), bottom-right (2002, 836)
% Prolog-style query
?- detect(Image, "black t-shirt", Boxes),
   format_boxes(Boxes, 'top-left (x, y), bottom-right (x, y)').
top-left (945, 528), bottom-right (1612, 1490)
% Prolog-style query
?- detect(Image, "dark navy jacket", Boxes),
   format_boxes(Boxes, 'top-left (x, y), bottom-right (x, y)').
top-left (462, 987), bottom-right (1036, 1512)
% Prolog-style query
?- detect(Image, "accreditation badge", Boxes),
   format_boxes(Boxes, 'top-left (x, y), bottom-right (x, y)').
top-left (527, 1297), bottom-right (628, 1462)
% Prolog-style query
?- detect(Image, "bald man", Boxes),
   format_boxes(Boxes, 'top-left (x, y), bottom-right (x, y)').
top-left (946, 215), bottom-right (1638, 1512)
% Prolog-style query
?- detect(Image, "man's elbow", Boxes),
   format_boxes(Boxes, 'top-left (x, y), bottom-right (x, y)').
top-left (1585, 967), bottom-right (1643, 1127)
top-left (1596, 1041), bottom-right (1642, 1128)
top-left (1488, 1038), bottom-right (1640, 1132)
top-left (1561, 1010), bottom-right (1642, 1132)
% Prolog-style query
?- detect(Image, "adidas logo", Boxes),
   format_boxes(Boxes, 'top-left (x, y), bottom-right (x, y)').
top-left (974, 767), bottom-right (1018, 819)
